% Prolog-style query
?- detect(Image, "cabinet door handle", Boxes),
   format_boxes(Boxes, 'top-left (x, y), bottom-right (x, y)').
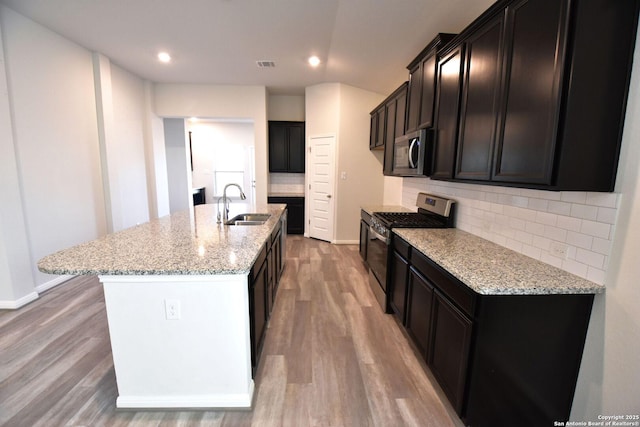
top-left (327, 195), bottom-right (332, 199)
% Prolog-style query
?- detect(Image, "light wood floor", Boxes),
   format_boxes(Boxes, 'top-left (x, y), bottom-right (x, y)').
top-left (0, 236), bottom-right (463, 427)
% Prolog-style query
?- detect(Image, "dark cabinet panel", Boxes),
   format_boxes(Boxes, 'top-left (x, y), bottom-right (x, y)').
top-left (382, 83), bottom-right (408, 175)
top-left (429, 291), bottom-right (473, 414)
top-left (406, 267), bottom-right (434, 358)
top-left (405, 63), bottom-right (422, 134)
top-left (287, 124), bottom-right (305, 173)
top-left (465, 294), bottom-right (594, 426)
top-left (405, 34), bottom-right (456, 134)
top-left (359, 220), bottom-right (369, 261)
top-left (269, 121), bottom-right (305, 173)
top-left (249, 246), bottom-right (268, 374)
top-left (418, 54), bottom-right (437, 129)
top-left (493, 0), bottom-right (566, 184)
top-left (431, 45), bottom-right (464, 180)
top-left (455, 14), bottom-right (504, 181)
top-left (268, 196), bottom-right (305, 235)
top-left (389, 250), bottom-right (410, 324)
top-left (268, 124), bottom-right (288, 172)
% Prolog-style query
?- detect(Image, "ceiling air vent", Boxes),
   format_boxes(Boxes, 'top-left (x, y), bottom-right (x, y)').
top-left (256, 60), bottom-right (276, 68)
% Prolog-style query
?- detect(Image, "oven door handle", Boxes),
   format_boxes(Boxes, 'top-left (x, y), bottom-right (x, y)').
top-left (369, 225), bottom-right (389, 244)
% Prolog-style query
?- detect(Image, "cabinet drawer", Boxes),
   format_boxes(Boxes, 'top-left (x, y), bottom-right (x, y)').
top-left (411, 249), bottom-right (476, 317)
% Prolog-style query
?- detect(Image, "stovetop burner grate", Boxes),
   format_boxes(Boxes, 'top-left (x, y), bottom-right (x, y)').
top-left (373, 211), bottom-right (449, 228)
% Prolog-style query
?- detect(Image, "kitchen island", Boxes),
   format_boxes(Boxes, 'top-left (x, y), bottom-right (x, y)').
top-left (38, 203), bottom-right (286, 410)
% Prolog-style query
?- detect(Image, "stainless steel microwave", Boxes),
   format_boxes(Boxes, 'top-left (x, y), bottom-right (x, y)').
top-left (392, 128), bottom-right (431, 176)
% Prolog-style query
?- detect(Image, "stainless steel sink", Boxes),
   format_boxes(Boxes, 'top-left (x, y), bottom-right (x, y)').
top-left (225, 213), bottom-right (271, 225)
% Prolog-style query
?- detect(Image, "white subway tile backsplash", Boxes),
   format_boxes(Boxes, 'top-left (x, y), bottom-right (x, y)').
top-left (543, 225), bottom-right (567, 242)
top-left (535, 211), bottom-right (558, 226)
top-left (528, 198), bottom-right (549, 211)
top-left (575, 248), bottom-right (605, 269)
top-left (399, 178), bottom-right (619, 285)
top-left (556, 215), bottom-right (582, 232)
top-left (591, 237), bottom-right (612, 256)
top-left (570, 203), bottom-right (598, 220)
top-left (566, 231), bottom-right (593, 250)
top-left (586, 267), bottom-right (606, 284)
top-left (581, 220), bottom-right (611, 239)
top-left (562, 258), bottom-right (589, 277)
top-left (525, 221), bottom-right (545, 236)
top-left (561, 192), bottom-right (588, 203)
top-left (586, 192), bottom-right (618, 208)
top-left (596, 207), bottom-right (617, 224)
top-left (521, 243), bottom-right (542, 260)
top-left (548, 200), bottom-right (572, 216)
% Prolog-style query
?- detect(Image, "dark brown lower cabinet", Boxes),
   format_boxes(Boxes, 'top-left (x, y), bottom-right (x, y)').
top-left (405, 267), bottom-right (434, 358)
top-left (464, 294), bottom-right (594, 426)
top-left (249, 245), bottom-right (267, 376)
top-left (393, 235), bottom-right (596, 426)
top-left (429, 290), bottom-right (473, 414)
top-left (389, 251), bottom-right (410, 324)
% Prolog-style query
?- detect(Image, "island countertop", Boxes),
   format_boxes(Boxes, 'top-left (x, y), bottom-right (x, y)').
top-left (394, 228), bottom-right (605, 295)
top-left (38, 203), bottom-right (286, 276)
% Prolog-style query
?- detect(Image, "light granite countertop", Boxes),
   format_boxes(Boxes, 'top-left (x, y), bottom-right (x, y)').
top-left (394, 228), bottom-right (605, 295)
top-left (38, 203), bottom-right (286, 276)
top-left (268, 192), bottom-right (305, 198)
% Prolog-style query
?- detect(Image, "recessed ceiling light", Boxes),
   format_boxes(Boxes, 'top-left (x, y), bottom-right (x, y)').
top-left (157, 52), bottom-right (171, 63)
top-left (308, 56), bottom-right (321, 67)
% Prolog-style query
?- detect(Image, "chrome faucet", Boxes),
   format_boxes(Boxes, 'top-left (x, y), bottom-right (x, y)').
top-left (218, 183), bottom-right (246, 223)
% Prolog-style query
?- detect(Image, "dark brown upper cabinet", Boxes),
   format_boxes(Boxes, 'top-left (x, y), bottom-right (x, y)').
top-left (431, 45), bottom-right (465, 180)
top-left (383, 83), bottom-right (408, 175)
top-left (268, 121), bottom-right (305, 173)
top-left (369, 104), bottom-right (385, 150)
top-left (455, 13), bottom-right (505, 181)
top-left (435, 0), bottom-right (639, 191)
top-left (405, 34), bottom-right (456, 134)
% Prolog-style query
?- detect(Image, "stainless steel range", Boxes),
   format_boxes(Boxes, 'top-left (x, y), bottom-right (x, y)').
top-left (367, 193), bottom-right (456, 312)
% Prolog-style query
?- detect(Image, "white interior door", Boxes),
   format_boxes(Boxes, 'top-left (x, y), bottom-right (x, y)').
top-left (308, 135), bottom-right (336, 242)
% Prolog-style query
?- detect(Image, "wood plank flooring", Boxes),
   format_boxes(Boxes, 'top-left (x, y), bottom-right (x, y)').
top-left (0, 236), bottom-right (463, 427)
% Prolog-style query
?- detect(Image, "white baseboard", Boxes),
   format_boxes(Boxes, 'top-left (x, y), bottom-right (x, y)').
top-left (116, 384), bottom-right (254, 409)
top-left (0, 275), bottom-right (74, 310)
top-left (0, 291), bottom-right (39, 309)
top-left (36, 274), bottom-right (74, 294)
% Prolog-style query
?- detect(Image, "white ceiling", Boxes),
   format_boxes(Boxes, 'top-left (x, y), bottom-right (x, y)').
top-left (0, 0), bottom-right (495, 95)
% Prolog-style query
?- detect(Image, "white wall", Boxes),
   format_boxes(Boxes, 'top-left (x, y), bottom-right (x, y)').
top-left (154, 84), bottom-right (269, 206)
top-left (336, 84), bottom-right (386, 242)
top-left (267, 94), bottom-right (305, 121)
top-left (95, 58), bottom-right (151, 231)
top-left (164, 118), bottom-right (191, 214)
top-left (0, 6), bottom-right (163, 307)
top-left (0, 6), bottom-right (107, 294)
top-left (306, 83), bottom-right (385, 243)
top-left (0, 12), bottom-right (35, 306)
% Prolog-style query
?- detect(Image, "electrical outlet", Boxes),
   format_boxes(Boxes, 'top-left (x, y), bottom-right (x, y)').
top-left (165, 299), bottom-right (181, 320)
top-left (550, 242), bottom-right (568, 259)
top-left (341, 171), bottom-right (347, 180)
